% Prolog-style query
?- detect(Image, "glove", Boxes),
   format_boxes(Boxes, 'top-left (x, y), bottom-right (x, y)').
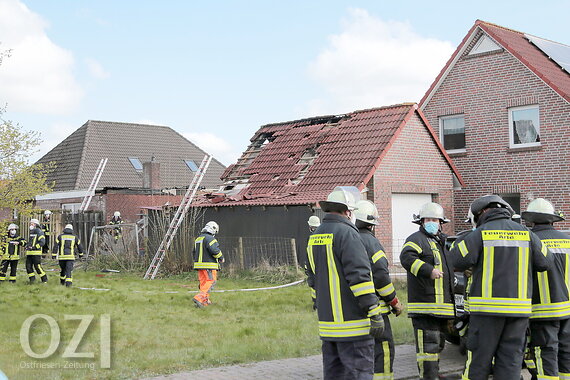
top-left (52, 255), bottom-right (57, 260)
top-left (464, 268), bottom-right (473, 278)
top-left (389, 297), bottom-right (404, 316)
top-left (219, 257), bottom-right (225, 264)
top-left (369, 314), bottom-right (385, 339)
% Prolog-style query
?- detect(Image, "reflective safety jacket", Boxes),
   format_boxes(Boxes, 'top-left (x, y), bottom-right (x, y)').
top-left (530, 224), bottom-right (570, 320)
top-left (26, 227), bottom-right (45, 256)
top-left (42, 220), bottom-right (51, 237)
top-left (450, 208), bottom-right (551, 317)
top-left (193, 232), bottom-right (223, 270)
top-left (400, 227), bottom-right (455, 318)
top-left (2, 233), bottom-right (26, 260)
top-left (52, 228), bottom-right (84, 260)
top-left (306, 213), bottom-right (380, 342)
top-left (359, 228), bottom-right (396, 315)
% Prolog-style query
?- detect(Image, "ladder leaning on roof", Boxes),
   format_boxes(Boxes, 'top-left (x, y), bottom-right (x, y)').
top-left (144, 154), bottom-right (212, 280)
top-left (79, 158), bottom-right (108, 212)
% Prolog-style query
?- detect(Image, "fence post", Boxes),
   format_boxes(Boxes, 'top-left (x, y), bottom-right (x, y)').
top-left (238, 237), bottom-right (245, 269)
top-left (290, 238), bottom-right (300, 272)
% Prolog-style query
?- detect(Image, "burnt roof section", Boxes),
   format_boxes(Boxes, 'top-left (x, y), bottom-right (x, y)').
top-left (36, 120), bottom-right (226, 192)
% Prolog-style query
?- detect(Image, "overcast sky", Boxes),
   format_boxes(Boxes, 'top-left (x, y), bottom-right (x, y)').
top-left (1, 0), bottom-right (569, 166)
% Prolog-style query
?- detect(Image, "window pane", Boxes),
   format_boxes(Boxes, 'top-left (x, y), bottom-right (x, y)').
top-left (442, 116), bottom-right (465, 150)
top-left (500, 193), bottom-right (520, 215)
top-left (184, 160), bottom-right (198, 172)
top-left (128, 157), bottom-right (143, 171)
top-left (512, 108), bottom-right (539, 144)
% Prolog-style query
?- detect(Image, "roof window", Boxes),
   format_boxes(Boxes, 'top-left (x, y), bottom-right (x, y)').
top-left (184, 159), bottom-right (198, 172)
top-left (128, 157), bottom-right (143, 172)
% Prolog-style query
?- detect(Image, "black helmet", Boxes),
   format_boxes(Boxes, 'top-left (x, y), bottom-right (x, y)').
top-left (469, 195), bottom-right (514, 223)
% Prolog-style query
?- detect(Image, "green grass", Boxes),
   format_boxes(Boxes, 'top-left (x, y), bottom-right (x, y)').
top-left (0, 263), bottom-right (413, 380)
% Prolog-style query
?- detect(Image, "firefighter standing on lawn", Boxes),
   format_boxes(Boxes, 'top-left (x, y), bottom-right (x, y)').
top-left (26, 218), bottom-right (48, 283)
top-left (399, 202), bottom-right (456, 380)
top-left (305, 215), bottom-right (321, 309)
top-left (521, 198), bottom-right (570, 380)
top-left (52, 224), bottom-right (84, 287)
top-left (306, 186), bottom-right (384, 380)
top-left (1, 224), bottom-right (26, 283)
top-left (355, 200), bottom-right (404, 380)
top-left (42, 210), bottom-right (52, 256)
top-left (449, 195), bottom-right (551, 380)
top-left (192, 221), bottom-right (224, 308)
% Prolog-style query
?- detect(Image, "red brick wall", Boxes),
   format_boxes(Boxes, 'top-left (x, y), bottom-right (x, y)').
top-left (104, 193), bottom-right (183, 223)
top-left (372, 112), bottom-right (455, 263)
top-left (422, 44), bottom-right (570, 231)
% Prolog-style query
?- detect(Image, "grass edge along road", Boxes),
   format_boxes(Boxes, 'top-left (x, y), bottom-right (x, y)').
top-left (0, 267), bottom-right (413, 380)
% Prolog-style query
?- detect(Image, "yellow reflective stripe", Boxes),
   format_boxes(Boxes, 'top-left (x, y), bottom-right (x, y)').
top-left (310, 288), bottom-right (316, 297)
top-left (541, 242), bottom-right (548, 257)
top-left (542, 239), bottom-right (570, 249)
top-left (535, 347), bottom-right (544, 377)
top-left (307, 245), bottom-right (315, 274)
top-left (37, 265), bottom-right (45, 276)
top-left (468, 297), bottom-right (531, 314)
top-left (519, 246), bottom-right (529, 299)
top-left (531, 301), bottom-right (570, 318)
top-left (373, 374), bottom-right (393, 379)
top-left (193, 262), bottom-right (219, 269)
top-left (458, 240), bottom-right (469, 257)
top-left (195, 237), bottom-right (204, 264)
top-left (417, 329), bottom-right (424, 379)
top-left (350, 281), bottom-right (375, 297)
top-left (209, 239), bottom-right (218, 246)
top-left (213, 252), bottom-right (223, 259)
top-left (559, 372), bottom-right (570, 380)
top-left (377, 283), bottom-right (395, 297)
top-left (463, 350), bottom-right (473, 379)
top-left (318, 319), bottom-right (370, 338)
top-left (195, 237), bottom-right (205, 242)
top-left (482, 246), bottom-right (494, 298)
top-left (371, 250), bottom-right (386, 263)
top-left (408, 302), bottom-right (455, 316)
top-left (28, 273), bottom-right (35, 277)
top-left (382, 340), bottom-right (390, 377)
top-left (537, 376), bottom-right (559, 380)
top-left (482, 230), bottom-right (530, 241)
top-left (537, 271), bottom-right (551, 305)
top-left (524, 359), bottom-right (536, 369)
top-left (417, 353), bottom-right (439, 361)
top-left (566, 255), bottom-right (570, 298)
top-left (403, 241), bottom-right (422, 253)
top-left (431, 241), bottom-right (444, 304)
top-left (411, 259), bottom-right (425, 276)
top-left (309, 234), bottom-right (333, 245)
top-left (326, 243), bottom-right (343, 322)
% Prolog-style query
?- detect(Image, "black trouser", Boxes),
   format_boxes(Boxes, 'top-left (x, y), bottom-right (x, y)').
top-left (322, 337), bottom-right (374, 380)
top-left (463, 315), bottom-right (528, 380)
top-left (59, 260), bottom-right (74, 286)
top-left (527, 318), bottom-right (570, 379)
top-left (374, 314), bottom-right (395, 378)
top-left (26, 255), bottom-right (47, 282)
top-left (42, 235), bottom-right (50, 255)
top-left (412, 316), bottom-right (449, 380)
top-left (0, 259), bottom-right (18, 282)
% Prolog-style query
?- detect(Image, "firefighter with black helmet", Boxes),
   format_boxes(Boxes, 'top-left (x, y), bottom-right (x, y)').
top-left (52, 224), bottom-right (84, 287)
top-left (355, 200), bottom-right (404, 379)
top-left (192, 221), bottom-right (224, 308)
top-left (306, 186), bottom-right (384, 380)
top-left (1, 224), bottom-right (26, 283)
top-left (449, 195), bottom-right (552, 380)
top-left (400, 202), bottom-right (456, 380)
top-left (26, 218), bottom-right (48, 283)
top-left (521, 198), bottom-right (570, 379)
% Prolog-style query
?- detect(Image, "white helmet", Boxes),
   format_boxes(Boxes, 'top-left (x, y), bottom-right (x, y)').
top-left (319, 186), bottom-right (360, 212)
top-left (44, 210), bottom-right (52, 216)
top-left (522, 198), bottom-right (564, 224)
top-left (114, 211), bottom-right (121, 218)
top-left (413, 202), bottom-right (449, 224)
top-left (30, 218), bottom-right (40, 226)
top-left (308, 216), bottom-right (321, 228)
top-left (8, 223), bottom-right (18, 230)
top-left (65, 224), bottom-right (74, 230)
top-left (203, 221), bottom-right (219, 235)
top-left (355, 200), bottom-right (379, 225)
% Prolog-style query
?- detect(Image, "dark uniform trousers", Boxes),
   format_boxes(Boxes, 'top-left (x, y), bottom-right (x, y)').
top-left (26, 255), bottom-right (48, 282)
top-left (412, 316), bottom-right (448, 380)
top-left (0, 260), bottom-right (18, 282)
top-left (527, 318), bottom-right (570, 379)
top-left (463, 315), bottom-right (528, 380)
top-left (374, 315), bottom-right (395, 379)
top-left (322, 337), bottom-right (374, 380)
top-left (59, 260), bottom-right (74, 286)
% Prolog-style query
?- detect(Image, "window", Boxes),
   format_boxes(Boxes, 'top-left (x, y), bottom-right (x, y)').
top-left (184, 159), bottom-right (198, 172)
top-left (439, 115), bottom-right (466, 152)
top-left (509, 105), bottom-right (540, 147)
top-left (62, 203), bottom-right (81, 213)
top-left (128, 157), bottom-right (143, 172)
top-left (499, 193), bottom-right (520, 215)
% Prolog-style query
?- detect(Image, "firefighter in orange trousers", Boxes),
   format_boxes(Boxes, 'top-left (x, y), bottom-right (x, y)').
top-left (192, 221), bottom-right (224, 308)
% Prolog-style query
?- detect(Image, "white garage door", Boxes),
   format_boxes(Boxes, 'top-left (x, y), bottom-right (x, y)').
top-left (391, 193), bottom-right (432, 263)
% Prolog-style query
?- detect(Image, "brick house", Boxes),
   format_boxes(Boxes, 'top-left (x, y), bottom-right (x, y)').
top-left (194, 103), bottom-right (463, 263)
top-left (420, 20), bottom-right (570, 231)
top-left (34, 120), bottom-right (226, 222)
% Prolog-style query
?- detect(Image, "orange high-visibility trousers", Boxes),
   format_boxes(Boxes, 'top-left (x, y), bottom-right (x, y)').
top-left (193, 269), bottom-right (217, 306)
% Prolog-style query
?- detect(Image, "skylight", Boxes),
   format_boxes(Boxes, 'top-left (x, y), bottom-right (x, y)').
top-left (128, 157), bottom-right (143, 172)
top-left (184, 159), bottom-right (199, 172)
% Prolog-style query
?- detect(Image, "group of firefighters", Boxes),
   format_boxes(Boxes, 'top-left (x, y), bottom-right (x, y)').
top-left (304, 187), bottom-right (569, 380)
top-left (0, 210), bottom-right (124, 286)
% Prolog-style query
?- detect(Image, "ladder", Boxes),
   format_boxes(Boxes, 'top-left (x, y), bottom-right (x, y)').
top-left (79, 158), bottom-right (108, 212)
top-left (144, 154), bottom-right (212, 280)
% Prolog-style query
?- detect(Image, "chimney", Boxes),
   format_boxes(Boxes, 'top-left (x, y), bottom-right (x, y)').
top-left (143, 156), bottom-right (161, 189)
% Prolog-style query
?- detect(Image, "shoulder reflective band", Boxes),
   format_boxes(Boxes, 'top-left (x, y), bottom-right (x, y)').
top-left (411, 259), bottom-right (425, 276)
top-left (371, 250), bottom-right (386, 263)
top-left (458, 240), bottom-right (469, 257)
top-left (402, 241), bottom-right (422, 253)
top-left (209, 239), bottom-right (218, 246)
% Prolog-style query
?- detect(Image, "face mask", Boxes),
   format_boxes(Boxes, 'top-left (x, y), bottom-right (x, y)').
top-left (29, 225), bottom-right (35, 230)
top-left (424, 221), bottom-right (439, 235)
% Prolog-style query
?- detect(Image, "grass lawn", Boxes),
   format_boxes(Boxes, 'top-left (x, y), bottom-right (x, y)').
top-left (0, 263), bottom-right (413, 380)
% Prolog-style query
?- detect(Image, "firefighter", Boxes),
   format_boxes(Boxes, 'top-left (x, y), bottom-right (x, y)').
top-left (26, 218), bottom-right (48, 283)
top-left (42, 210), bottom-right (52, 256)
top-left (52, 224), bottom-right (84, 287)
top-left (355, 200), bottom-right (404, 379)
top-left (399, 202), bottom-right (456, 380)
top-left (109, 211), bottom-right (123, 243)
top-left (1, 224), bottom-right (26, 283)
top-left (306, 215), bottom-right (321, 309)
top-left (521, 198), bottom-right (570, 379)
top-left (306, 186), bottom-right (384, 380)
top-left (192, 221), bottom-right (224, 308)
top-left (449, 195), bottom-right (552, 380)
top-left (308, 215), bottom-right (321, 233)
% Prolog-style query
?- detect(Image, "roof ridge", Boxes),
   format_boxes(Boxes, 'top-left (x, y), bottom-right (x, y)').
top-left (87, 119), bottom-right (171, 128)
top-left (476, 19), bottom-right (524, 35)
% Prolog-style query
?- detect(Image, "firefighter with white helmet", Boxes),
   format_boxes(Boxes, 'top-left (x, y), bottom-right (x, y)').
top-left (307, 215), bottom-right (321, 233)
top-left (400, 202), bottom-right (455, 379)
top-left (192, 221), bottom-right (224, 308)
top-left (449, 195), bottom-right (551, 380)
top-left (305, 215), bottom-right (321, 309)
top-left (1, 224), bottom-right (26, 283)
top-left (26, 218), bottom-right (48, 283)
top-left (52, 223), bottom-right (84, 287)
top-left (355, 199), bottom-right (404, 379)
top-left (109, 211), bottom-right (123, 243)
top-left (305, 186), bottom-right (384, 379)
top-left (521, 198), bottom-right (570, 379)
top-left (41, 210), bottom-right (53, 256)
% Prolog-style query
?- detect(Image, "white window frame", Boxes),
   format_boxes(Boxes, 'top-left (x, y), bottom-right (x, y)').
top-left (508, 105), bottom-right (540, 148)
top-left (439, 114), bottom-right (466, 153)
top-left (62, 203), bottom-right (82, 213)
